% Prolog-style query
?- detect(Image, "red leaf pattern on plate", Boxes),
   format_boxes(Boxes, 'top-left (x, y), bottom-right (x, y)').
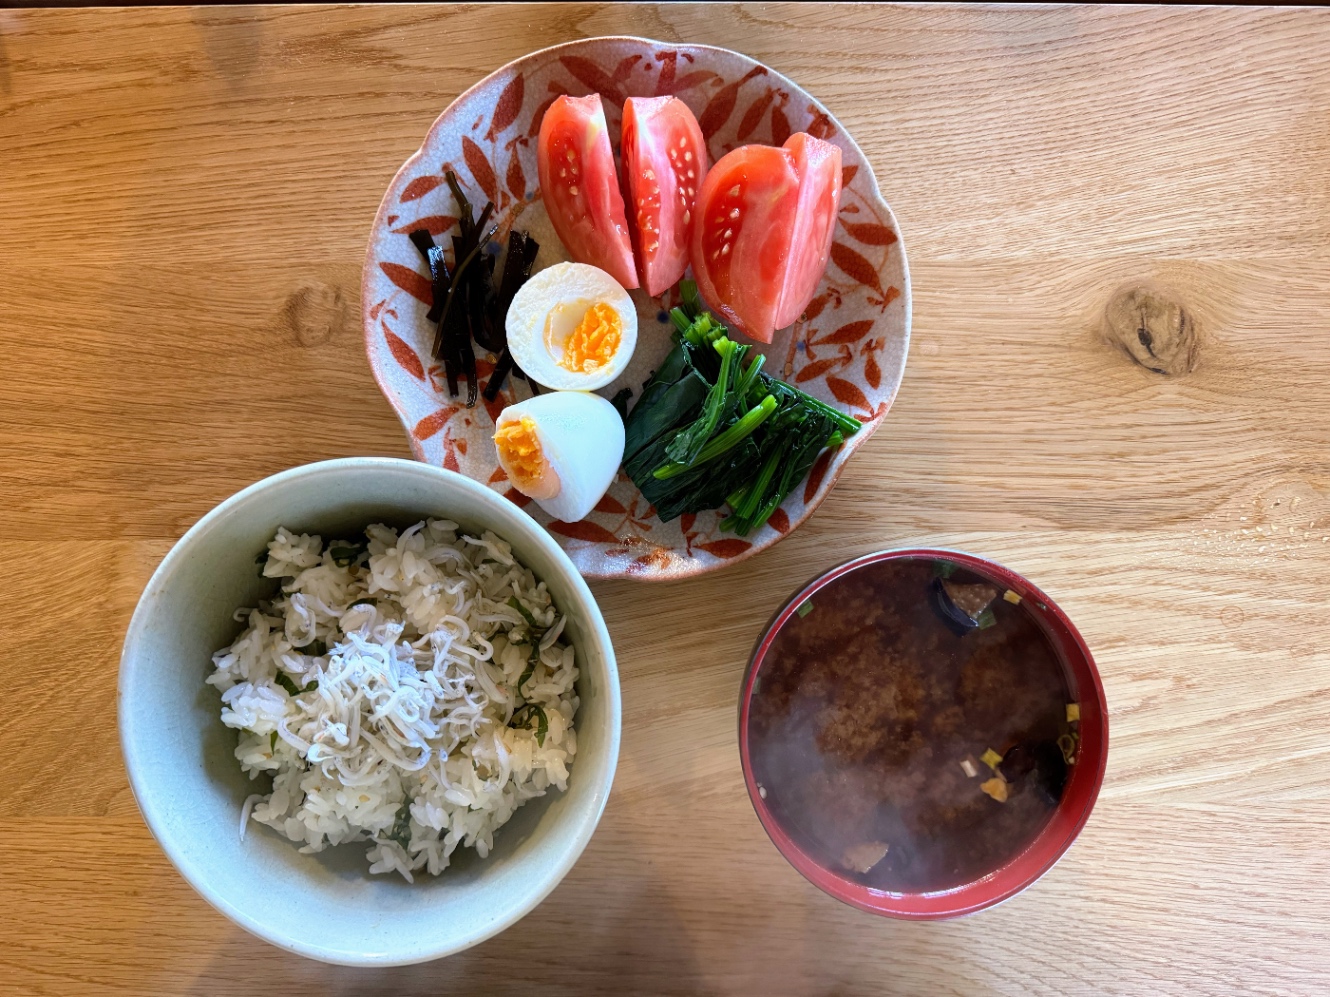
top-left (529, 88), bottom-right (567, 138)
top-left (593, 494), bottom-right (627, 515)
top-left (768, 508), bottom-right (790, 534)
top-left (504, 488), bottom-right (532, 508)
top-left (485, 74), bottom-right (525, 140)
top-left (802, 293), bottom-right (830, 322)
top-left (673, 70), bottom-right (715, 92)
top-left (812, 320), bottom-right (874, 346)
top-left (827, 376), bottom-right (871, 413)
top-left (679, 513), bottom-right (696, 535)
top-left (384, 326), bottom-right (425, 381)
top-left (843, 221), bottom-right (897, 246)
top-left (794, 357), bottom-right (845, 383)
top-left (380, 262), bottom-right (434, 305)
top-left (830, 242), bottom-right (885, 296)
top-left (401, 175), bottom-right (446, 203)
top-left (413, 406), bottom-right (458, 441)
top-left (770, 105), bottom-right (791, 146)
top-left (392, 215), bottom-right (458, 236)
top-left (882, 285), bottom-right (901, 307)
top-left (841, 165), bottom-right (859, 187)
top-left (369, 300), bottom-right (385, 320)
top-left (506, 156), bottom-right (526, 200)
top-left (807, 108), bottom-right (835, 139)
top-left (803, 449), bottom-right (835, 504)
top-left (654, 50), bottom-right (678, 95)
top-left (548, 520), bottom-right (622, 545)
top-left (696, 539), bottom-right (752, 559)
top-left (462, 137), bottom-right (498, 203)
top-left (698, 65), bottom-right (766, 140)
top-left (488, 466), bottom-right (508, 483)
top-left (865, 354), bottom-right (881, 389)
top-left (737, 88), bottom-right (775, 140)
top-left (613, 54), bottom-right (642, 82)
top-left (443, 446), bottom-right (460, 473)
top-left (559, 55), bottom-right (624, 103)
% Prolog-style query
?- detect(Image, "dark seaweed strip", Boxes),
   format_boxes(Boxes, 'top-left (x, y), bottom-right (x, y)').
top-left (414, 172), bottom-right (539, 407)
top-left (446, 172), bottom-right (472, 234)
top-left (460, 334), bottom-right (478, 407)
top-left (409, 229), bottom-right (452, 323)
top-left (408, 229), bottom-right (436, 260)
top-left (474, 202), bottom-right (494, 240)
top-left (435, 225), bottom-right (497, 403)
top-left (424, 245), bottom-right (449, 323)
top-left (462, 206), bottom-right (497, 355)
top-left (498, 231), bottom-right (540, 315)
top-left (483, 348), bottom-right (517, 402)
top-left (482, 232), bottom-right (541, 400)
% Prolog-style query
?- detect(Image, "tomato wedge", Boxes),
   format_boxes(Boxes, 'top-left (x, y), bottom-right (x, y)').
top-left (690, 133), bottom-right (842, 343)
top-left (537, 94), bottom-right (638, 289)
top-left (772, 133), bottom-right (843, 331)
top-left (620, 96), bottom-right (709, 297)
top-left (690, 145), bottom-right (799, 342)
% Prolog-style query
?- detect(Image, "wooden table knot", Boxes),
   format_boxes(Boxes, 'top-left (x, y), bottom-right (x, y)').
top-left (1102, 281), bottom-right (1199, 376)
top-left (284, 281), bottom-right (346, 348)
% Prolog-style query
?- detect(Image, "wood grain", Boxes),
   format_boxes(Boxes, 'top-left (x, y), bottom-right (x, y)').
top-left (2, 4), bottom-right (1329, 994)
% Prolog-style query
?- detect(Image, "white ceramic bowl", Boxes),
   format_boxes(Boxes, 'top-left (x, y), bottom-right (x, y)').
top-left (118, 458), bottom-right (621, 965)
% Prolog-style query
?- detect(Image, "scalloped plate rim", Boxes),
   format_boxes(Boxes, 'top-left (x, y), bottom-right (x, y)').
top-left (361, 35), bottom-right (911, 581)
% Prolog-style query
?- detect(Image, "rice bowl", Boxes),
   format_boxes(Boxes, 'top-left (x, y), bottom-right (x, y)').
top-left (118, 458), bottom-right (620, 965)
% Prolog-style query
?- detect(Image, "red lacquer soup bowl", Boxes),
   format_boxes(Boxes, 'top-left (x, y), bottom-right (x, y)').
top-left (738, 548), bottom-right (1108, 919)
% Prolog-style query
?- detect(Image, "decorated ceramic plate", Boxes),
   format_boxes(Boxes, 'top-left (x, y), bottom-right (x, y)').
top-left (362, 36), bottom-right (910, 580)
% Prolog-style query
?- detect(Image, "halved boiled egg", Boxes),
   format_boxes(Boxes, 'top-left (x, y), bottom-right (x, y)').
top-left (506, 261), bottom-right (637, 391)
top-left (493, 391), bottom-right (625, 523)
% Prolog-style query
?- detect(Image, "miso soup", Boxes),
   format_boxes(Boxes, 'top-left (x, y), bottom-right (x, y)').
top-left (746, 557), bottom-right (1080, 894)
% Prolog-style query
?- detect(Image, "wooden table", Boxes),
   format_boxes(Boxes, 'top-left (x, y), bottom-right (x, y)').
top-left (3, 4), bottom-right (1328, 994)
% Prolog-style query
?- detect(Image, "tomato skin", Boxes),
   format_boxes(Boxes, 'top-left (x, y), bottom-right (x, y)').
top-left (621, 97), bottom-right (709, 297)
top-left (690, 145), bottom-right (799, 342)
top-left (537, 94), bottom-right (638, 289)
top-left (773, 133), bottom-right (842, 331)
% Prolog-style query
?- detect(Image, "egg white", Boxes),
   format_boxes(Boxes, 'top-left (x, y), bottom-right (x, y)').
top-left (506, 262), bottom-right (638, 391)
top-left (496, 391), bottom-right (625, 523)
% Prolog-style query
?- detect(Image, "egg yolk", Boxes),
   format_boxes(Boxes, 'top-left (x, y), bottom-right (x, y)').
top-left (493, 416), bottom-right (560, 500)
top-left (549, 301), bottom-right (622, 373)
